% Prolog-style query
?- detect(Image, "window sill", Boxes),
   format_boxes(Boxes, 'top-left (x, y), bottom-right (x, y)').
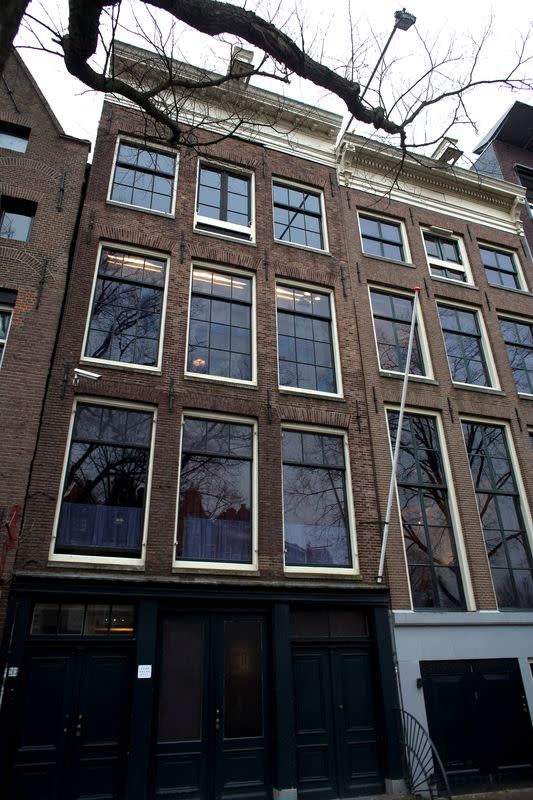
top-left (80, 357), bottom-right (162, 376)
top-left (193, 227), bottom-right (257, 246)
top-left (430, 275), bottom-right (478, 290)
top-left (284, 566), bottom-right (361, 578)
top-left (362, 253), bottom-right (415, 268)
top-left (379, 370), bottom-right (437, 385)
top-left (48, 556), bottom-right (145, 570)
top-left (106, 199), bottom-right (175, 219)
top-left (486, 282), bottom-right (531, 296)
top-left (518, 392), bottom-right (533, 400)
top-left (172, 562), bottom-right (258, 574)
top-left (184, 371), bottom-right (257, 389)
top-left (274, 238), bottom-right (330, 256)
top-left (451, 382), bottom-right (505, 396)
top-left (278, 386), bottom-right (345, 402)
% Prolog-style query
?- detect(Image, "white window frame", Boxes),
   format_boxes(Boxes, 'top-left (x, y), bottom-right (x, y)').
top-left (0, 304), bottom-right (13, 368)
top-left (498, 313), bottom-right (533, 398)
top-left (106, 136), bottom-right (178, 217)
top-left (421, 227), bottom-right (474, 285)
top-left (478, 242), bottom-right (529, 293)
top-left (460, 414), bottom-right (533, 609)
top-left (49, 396), bottom-right (156, 568)
top-left (437, 299), bottom-right (501, 390)
top-left (368, 284), bottom-right (434, 380)
top-left (357, 210), bottom-right (412, 264)
top-left (281, 423), bottom-right (359, 577)
top-left (275, 278), bottom-right (344, 399)
top-left (272, 178), bottom-right (329, 254)
top-left (80, 242), bottom-right (170, 374)
top-left (194, 160), bottom-right (255, 243)
top-left (184, 262), bottom-right (257, 387)
top-left (384, 405), bottom-right (475, 612)
top-left (173, 411), bottom-right (259, 573)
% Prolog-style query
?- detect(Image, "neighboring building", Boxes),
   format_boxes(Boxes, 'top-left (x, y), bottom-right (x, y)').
top-left (0, 52), bottom-right (89, 637)
top-left (473, 100), bottom-right (533, 254)
top-left (0, 42), bottom-right (532, 800)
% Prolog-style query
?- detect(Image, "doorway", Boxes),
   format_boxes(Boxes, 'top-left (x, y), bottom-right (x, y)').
top-left (152, 615), bottom-right (270, 800)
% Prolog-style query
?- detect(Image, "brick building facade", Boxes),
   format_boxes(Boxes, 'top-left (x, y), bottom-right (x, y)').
top-left (1, 44), bottom-right (532, 800)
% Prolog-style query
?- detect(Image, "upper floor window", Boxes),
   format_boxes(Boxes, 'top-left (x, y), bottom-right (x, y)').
top-left (359, 214), bottom-right (406, 262)
top-left (388, 411), bottom-right (465, 609)
top-left (186, 266), bottom-right (253, 383)
top-left (176, 416), bottom-right (255, 567)
top-left (0, 306), bottom-right (13, 367)
top-left (83, 246), bottom-right (167, 369)
top-left (109, 141), bottom-right (176, 214)
top-left (54, 404), bottom-right (153, 560)
top-left (276, 283), bottom-right (341, 395)
top-left (282, 428), bottom-right (355, 570)
top-left (423, 231), bottom-right (471, 283)
top-left (0, 122), bottom-right (30, 153)
top-left (516, 166), bottom-right (533, 218)
top-left (479, 245), bottom-right (525, 291)
top-left (195, 165), bottom-right (253, 240)
top-left (273, 181), bottom-right (326, 251)
top-left (370, 289), bottom-right (427, 376)
top-left (462, 421), bottom-right (533, 609)
top-left (0, 196), bottom-right (36, 241)
top-left (438, 304), bottom-right (495, 387)
top-left (499, 317), bottom-right (533, 395)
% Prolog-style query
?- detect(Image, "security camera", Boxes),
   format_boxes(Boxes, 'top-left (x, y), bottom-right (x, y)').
top-left (73, 367), bottom-right (102, 386)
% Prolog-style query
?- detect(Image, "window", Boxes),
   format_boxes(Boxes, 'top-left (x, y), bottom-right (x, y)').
top-left (195, 165), bottom-right (253, 240)
top-left (462, 421), bottom-right (533, 608)
top-left (31, 603), bottom-right (134, 636)
top-left (282, 428), bottom-right (354, 570)
top-left (83, 246), bottom-right (166, 368)
top-left (423, 231), bottom-right (470, 283)
top-left (388, 411), bottom-right (465, 609)
top-left (479, 245), bottom-right (524, 290)
top-left (516, 166), bottom-right (533, 218)
top-left (54, 403), bottom-right (153, 559)
top-left (176, 416), bottom-right (255, 566)
top-left (276, 283), bottom-right (340, 395)
top-left (438, 304), bottom-right (494, 387)
top-left (499, 317), bottom-right (533, 395)
top-left (109, 140), bottom-right (176, 214)
top-left (0, 306), bottom-right (12, 367)
top-left (0, 196), bottom-right (36, 241)
top-left (273, 182), bottom-right (325, 250)
top-left (0, 122), bottom-right (29, 153)
top-left (370, 289), bottom-right (426, 376)
top-left (359, 214), bottom-right (406, 261)
top-left (186, 266), bottom-right (253, 383)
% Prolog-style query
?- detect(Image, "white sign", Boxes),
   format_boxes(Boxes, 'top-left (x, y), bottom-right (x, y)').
top-left (7, 667), bottom-right (18, 678)
top-left (137, 664), bottom-right (152, 679)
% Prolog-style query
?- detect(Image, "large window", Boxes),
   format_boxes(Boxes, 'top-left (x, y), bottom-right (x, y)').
top-left (388, 411), bottom-right (465, 609)
top-left (0, 122), bottom-right (29, 153)
top-left (186, 267), bottom-right (253, 382)
top-left (0, 306), bottom-right (12, 367)
top-left (479, 245), bottom-right (524, 290)
top-left (273, 182), bottom-right (325, 250)
top-left (462, 421), bottom-right (533, 608)
top-left (55, 404), bottom-right (153, 559)
top-left (423, 231), bottom-right (470, 283)
top-left (438, 304), bottom-right (493, 387)
top-left (195, 165), bottom-right (252, 240)
top-left (359, 214), bottom-right (406, 261)
top-left (109, 141), bottom-right (176, 214)
top-left (370, 289), bottom-right (426, 376)
top-left (84, 247), bottom-right (166, 368)
top-left (277, 283), bottom-right (340, 395)
top-left (282, 428), bottom-right (353, 569)
top-left (499, 317), bottom-right (533, 395)
top-left (0, 196), bottom-right (36, 241)
top-left (176, 416), bottom-right (255, 566)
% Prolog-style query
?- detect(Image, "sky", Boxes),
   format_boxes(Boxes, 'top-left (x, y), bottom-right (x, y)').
top-left (14, 0), bottom-right (533, 164)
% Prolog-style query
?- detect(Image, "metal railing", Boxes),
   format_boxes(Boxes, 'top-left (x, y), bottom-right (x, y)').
top-left (396, 707), bottom-right (453, 799)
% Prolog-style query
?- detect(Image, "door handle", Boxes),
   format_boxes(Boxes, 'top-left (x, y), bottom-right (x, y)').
top-left (75, 723), bottom-right (82, 737)
top-left (338, 704), bottom-right (343, 710)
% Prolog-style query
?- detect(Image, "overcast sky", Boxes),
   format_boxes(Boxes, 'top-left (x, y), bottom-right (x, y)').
top-left (15, 0), bottom-right (533, 162)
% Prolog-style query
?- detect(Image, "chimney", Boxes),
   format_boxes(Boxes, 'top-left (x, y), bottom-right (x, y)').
top-left (228, 46), bottom-right (254, 82)
top-left (432, 137), bottom-right (463, 166)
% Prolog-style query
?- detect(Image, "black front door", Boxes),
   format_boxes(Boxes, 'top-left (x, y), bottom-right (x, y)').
top-left (153, 615), bottom-right (270, 800)
top-left (9, 645), bottom-right (133, 800)
top-left (292, 646), bottom-right (384, 799)
top-left (421, 659), bottom-right (533, 787)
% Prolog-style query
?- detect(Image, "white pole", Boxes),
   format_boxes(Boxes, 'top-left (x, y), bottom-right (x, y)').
top-left (376, 286), bottom-right (421, 584)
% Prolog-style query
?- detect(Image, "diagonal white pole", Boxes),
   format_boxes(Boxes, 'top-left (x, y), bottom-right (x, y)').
top-left (376, 286), bottom-right (421, 584)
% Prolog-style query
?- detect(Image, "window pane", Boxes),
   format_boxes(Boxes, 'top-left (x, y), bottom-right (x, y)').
top-left (158, 619), bottom-right (204, 742)
top-left (224, 621), bottom-right (263, 738)
top-left (273, 182), bottom-right (324, 250)
top-left (112, 143), bottom-right (175, 212)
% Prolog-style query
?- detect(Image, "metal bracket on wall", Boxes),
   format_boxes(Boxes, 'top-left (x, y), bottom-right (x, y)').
top-left (372, 386), bottom-right (378, 413)
top-left (423, 277), bottom-right (430, 297)
top-left (346, 190), bottom-right (351, 209)
top-left (35, 258), bottom-right (47, 310)
top-left (339, 262), bottom-right (348, 297)
top-left (87, 209), bottom-right (95, 244)
top-left (267, 391), bottom-right (273, 423)
top-left (354, 400), bottom-right (362, 433)
top-left (484, 290), bottom-right (491, 311)
top-left (2, 76), bottom-right (21, 113)
top-left (57, 172), bottom-right (65, 212)
top-left (447, 397), bottom-right (454, 423)
top-left (329, 173), bottom-right (335, 197)
top-left (515, 408), bottom-right (523, 431)
top-left (61, 363), bottom-right (71, 399)
top-left (168, 379), bottom-right (175, 412)
top-left (264, 249), bottom-right (269, 282)
top-left (179, 232), bottom-right (185, 264)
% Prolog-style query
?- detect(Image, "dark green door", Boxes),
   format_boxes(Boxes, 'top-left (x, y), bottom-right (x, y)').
top-left (293, 646), bottom-right (384, 799)
top-left (153, 615), bottom-right (270, 800)
top-left (9, 645), bottom-right (133, 800)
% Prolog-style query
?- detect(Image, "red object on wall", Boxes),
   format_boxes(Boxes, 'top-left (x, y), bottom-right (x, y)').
top-left (0, 504), bottom-right (21, 577)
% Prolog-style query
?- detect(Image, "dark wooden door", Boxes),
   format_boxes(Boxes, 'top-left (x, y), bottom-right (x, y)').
top-left (292, 646), bottom-right (384, 799)
top-left (9, 645), bottom-right (133, 800)
top-left (153, 615), bottom-right (270, 800)
top-left (421, 659), bottom-right (533, 782)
